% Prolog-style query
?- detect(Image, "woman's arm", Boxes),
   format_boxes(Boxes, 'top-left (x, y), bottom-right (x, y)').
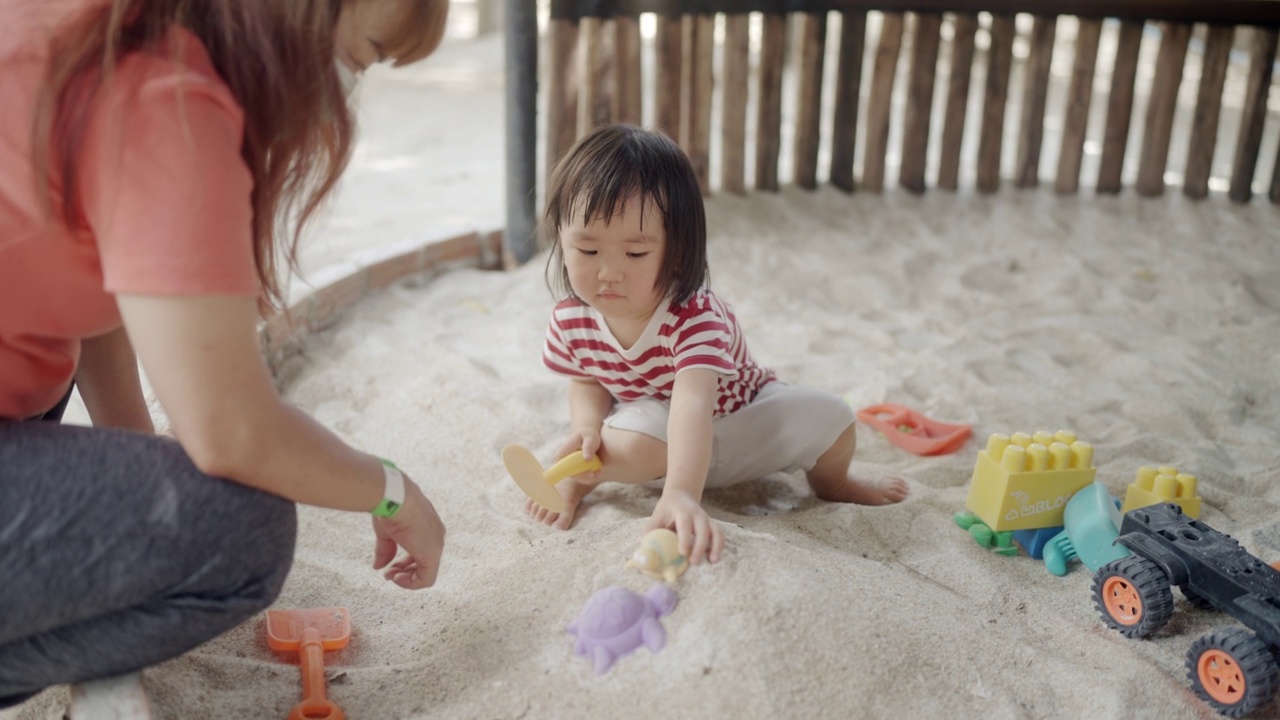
top-left (75, 325), bottom-right (154, 433)
top-left (117, 293), bottom-right (445, 588)
top-left (118, 294), bottom-right (384, 509)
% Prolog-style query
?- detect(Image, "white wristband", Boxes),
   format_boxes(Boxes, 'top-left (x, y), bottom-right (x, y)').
top-left (372, 459), bottom-right (406, 517)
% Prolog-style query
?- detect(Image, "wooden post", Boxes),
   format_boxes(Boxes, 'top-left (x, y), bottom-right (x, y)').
top-left (546, 18), bottom-right (580, 188)
top-left (863, 12), bottom-right (905, 193)
top-left (614, 16), bottom-right (643, 126)
top-left (976, 14), bottom-right (1015, 194)
top-left (899, 13), bottom-right (942, 194)
top-left (687, 14), bottom-right (715, 194)
top-left (938, 13), bottom-right (977, 191)
top-left (579, 18), bottom-right (616, 132)
top-left (1272, 139), bottom-right (1280, 204)
top-left (722, 14), bottom-right (751, 195)
top-left (756, 12), bottom-right (787, 191)
top-left (1135, 22), bottom-right (1192, 197)
top-left (794, 12), bottom-right (829, 190)
top-left (1055, 18), bottom-right (1102, 194)
top-left (1097, 20), bottom-right (1144, 194)
top-left (655, 13), bottom-right (684, 143)
top-left (1014, 16), bottom-right (1057, 188)
top-left (1183, 25), bottom-right (1234, 199)
top-left (1229, 27), bottom-right (1278, 203)
top-left (830, 11), bottom-right (867, 192)
top-left (505, 0), bottom-right (538, 264)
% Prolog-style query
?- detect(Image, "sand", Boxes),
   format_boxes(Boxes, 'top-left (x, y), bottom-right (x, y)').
top-left (8, 13), bottom-right (1280, 720)
top-left (41, 187), bottom-right (1280, 720)
top-left (240, 187), bottom-right (1280, 720)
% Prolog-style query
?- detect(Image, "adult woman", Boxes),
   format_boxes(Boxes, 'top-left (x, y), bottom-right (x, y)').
top-left (0, 0), bottom-right (449, 714)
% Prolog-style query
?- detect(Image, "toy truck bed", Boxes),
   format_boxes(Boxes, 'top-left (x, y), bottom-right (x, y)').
top-left (1115, 503), bottom-right (1280, 650)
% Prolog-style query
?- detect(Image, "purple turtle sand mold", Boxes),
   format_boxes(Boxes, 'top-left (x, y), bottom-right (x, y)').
top-left (567, 584), bottom-right (678, 674)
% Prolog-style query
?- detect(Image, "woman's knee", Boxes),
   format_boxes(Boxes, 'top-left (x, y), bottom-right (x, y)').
top-left (195, 489), bottom-right (297, 613)
top-left (234, 495), bottom-right (297, 603)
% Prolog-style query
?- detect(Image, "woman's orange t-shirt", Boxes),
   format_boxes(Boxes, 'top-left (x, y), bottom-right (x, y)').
top-left (0, 0), bottom-right (259, 419)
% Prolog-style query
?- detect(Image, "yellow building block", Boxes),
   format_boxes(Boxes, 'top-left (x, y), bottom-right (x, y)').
top-left (964, 431), bottom-right (1097, 531)
top-left (1121, 466), bottom-right (1201, 518)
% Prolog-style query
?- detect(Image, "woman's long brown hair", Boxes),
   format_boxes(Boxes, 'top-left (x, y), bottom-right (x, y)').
top-left (33, 0), bottom-right (447, 310)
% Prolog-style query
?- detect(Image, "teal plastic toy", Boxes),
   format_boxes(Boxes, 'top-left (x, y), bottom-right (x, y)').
top-left (1042, 481), bottom-right (1131, 576)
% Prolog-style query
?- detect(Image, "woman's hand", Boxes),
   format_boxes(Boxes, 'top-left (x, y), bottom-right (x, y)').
top-left (644, 489), bottom-right (724, 565)
top-left (371, 475), bottom-right (445, 590)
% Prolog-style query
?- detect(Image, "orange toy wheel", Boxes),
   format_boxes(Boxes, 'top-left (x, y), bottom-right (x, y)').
top-left (1090, 557), bottom-right (1173, 639)
top-left (1186, 628), bottom-right (1279, 718)
top-left (1101, 576), bottom-right (1143, 626)
top-left (1198, 648), bottom-right (1247, 706)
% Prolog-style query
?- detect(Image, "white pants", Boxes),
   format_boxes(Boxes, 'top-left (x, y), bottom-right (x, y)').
top-left (602, 381), bottom-right (856, 488)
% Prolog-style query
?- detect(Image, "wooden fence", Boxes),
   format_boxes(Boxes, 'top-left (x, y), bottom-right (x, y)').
top-left (503, 1), bottom-right (1280, 261)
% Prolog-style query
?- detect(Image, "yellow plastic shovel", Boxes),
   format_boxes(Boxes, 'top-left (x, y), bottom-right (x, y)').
top-left (502, 445), bottom-right (602, 513)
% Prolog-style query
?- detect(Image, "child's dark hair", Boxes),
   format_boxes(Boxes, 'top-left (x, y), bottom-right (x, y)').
top-left (543, 124), bottom-right (708, 305)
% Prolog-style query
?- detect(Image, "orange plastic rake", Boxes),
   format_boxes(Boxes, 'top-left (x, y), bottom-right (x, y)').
top-left (266, 607), bottom-right (351, 720)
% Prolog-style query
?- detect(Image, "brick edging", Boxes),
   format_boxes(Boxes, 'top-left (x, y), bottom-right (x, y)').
top-left (259, 228), bottom-right (505, 379)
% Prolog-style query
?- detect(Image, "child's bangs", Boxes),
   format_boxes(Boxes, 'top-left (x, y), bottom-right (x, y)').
top-left (564, 162), bottom-right (667, 233)
top-left (386, 0), bottom-right (448, 66)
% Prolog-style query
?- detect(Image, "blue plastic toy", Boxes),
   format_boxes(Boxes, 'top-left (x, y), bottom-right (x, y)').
top-left (1042, 481), bottom-right (1131, 576)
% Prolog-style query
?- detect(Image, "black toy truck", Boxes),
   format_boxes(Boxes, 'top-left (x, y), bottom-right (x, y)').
top-left (1090, 503), bottom-right (1280, 718)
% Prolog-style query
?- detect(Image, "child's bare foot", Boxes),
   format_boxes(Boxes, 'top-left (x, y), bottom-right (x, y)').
top-left (525, 477), bottom-right (597, 530)
top-left (811, 473), bottom-right (910, 506)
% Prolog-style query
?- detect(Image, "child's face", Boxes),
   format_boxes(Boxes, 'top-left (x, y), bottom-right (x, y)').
top-left (561, 194), bottom-right (666, 325)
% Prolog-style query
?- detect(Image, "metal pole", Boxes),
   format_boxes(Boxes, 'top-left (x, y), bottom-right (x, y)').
top-left (505, 0), bottom-right (538, 264)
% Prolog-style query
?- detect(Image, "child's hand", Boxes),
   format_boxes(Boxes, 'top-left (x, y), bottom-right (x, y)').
top-left (553, 429), bottom-right (603, 482)
top-left (644, 489), bottom-right (724, 565)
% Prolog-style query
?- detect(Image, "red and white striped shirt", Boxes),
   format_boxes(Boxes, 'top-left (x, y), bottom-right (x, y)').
top-left (543, 288), bottom-right (775, 416)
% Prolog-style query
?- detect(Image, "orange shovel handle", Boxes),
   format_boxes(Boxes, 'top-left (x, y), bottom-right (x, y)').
top-left (288, 631), bottom-right (343, 720)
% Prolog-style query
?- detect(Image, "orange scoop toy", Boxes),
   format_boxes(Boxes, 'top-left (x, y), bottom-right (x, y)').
top-left (503, 445), bottom-right (602, 513)
top-left (266, 607), bottom-right (351, 720)
top-left (855, 403), bottom-right (972, 456)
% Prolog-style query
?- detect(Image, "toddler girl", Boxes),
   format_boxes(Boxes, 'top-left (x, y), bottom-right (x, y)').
top-left (527, 124), bottom-right (909, 565)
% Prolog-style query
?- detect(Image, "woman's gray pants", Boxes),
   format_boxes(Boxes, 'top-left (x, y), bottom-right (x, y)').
top-left (0, 420), bottom-right (297, 707)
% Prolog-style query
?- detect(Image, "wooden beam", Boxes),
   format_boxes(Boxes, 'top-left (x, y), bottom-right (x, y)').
top-left (550, 0), bottom-right (1280, 28)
